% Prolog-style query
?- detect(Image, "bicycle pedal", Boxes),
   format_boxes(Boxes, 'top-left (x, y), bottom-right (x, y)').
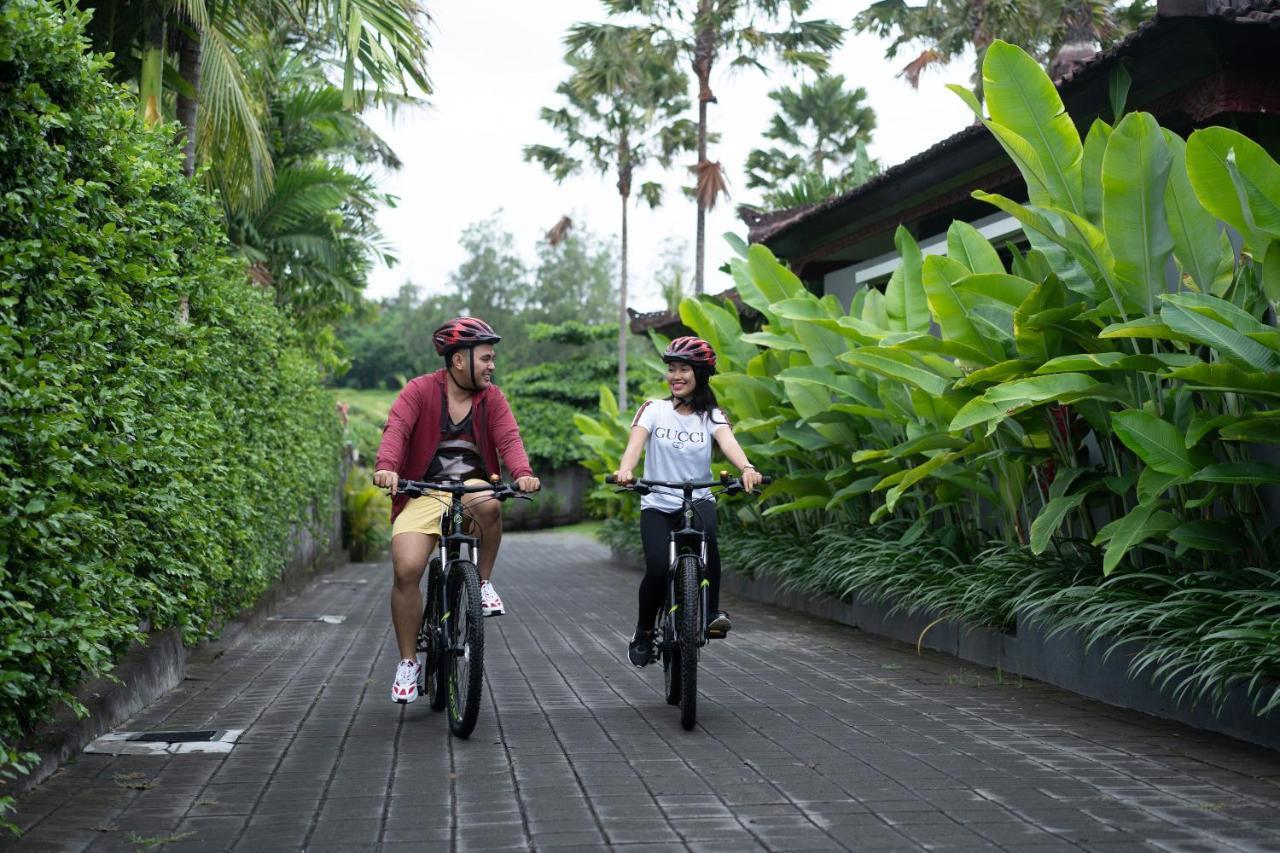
top-left (706, 627), bottom-right (728, 639)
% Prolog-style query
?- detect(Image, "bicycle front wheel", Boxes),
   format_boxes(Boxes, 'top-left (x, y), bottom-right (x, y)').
top-left (444, 561), bottom-right (485, 737)
top-left (678, 555), bottom-right (701, 730)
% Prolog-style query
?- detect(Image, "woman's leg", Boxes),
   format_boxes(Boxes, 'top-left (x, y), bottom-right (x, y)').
top-left (694, 502), bottom-right (722, 614)
top-left (637, 509), bottom-right (673, 631)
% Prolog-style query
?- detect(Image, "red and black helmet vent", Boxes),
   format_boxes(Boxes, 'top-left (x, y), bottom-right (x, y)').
top-left (662, 336), bottom-right (717, 370)
top-left (432, 316), bottom-right (501, 356)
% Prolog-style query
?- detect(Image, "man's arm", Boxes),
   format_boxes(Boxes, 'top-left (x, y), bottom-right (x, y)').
top-left (374, 381), bottom-right (422, 494)
top-left (487, 387), bottom-right (537, 490)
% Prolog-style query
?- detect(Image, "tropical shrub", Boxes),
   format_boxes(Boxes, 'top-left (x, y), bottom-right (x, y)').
top-left (0, 0), bottom-right (342, 810)
top-left (577, 39), bottom-right (1280, 714)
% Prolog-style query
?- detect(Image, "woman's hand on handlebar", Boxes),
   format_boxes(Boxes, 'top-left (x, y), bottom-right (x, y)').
top-left (612, 469), bottom-right (635, 487)
top-left (374, 469), bottom-right (399, 495)
top-left (741, 468), bottom-right (764, 493)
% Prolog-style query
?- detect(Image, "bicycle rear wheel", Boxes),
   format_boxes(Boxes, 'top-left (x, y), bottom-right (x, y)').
top-left (422, 558), bottom-right (448, 712)
top-left (444, 561), bottom-right (485, 737)
top-left (678, 555), bottom-right (700, 730)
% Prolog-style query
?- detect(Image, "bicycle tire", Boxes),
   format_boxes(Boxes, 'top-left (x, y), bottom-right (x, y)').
top-left (662, 613), bottom-right (681, 706)
top-left (424, 558), bottom-right (448, 712)
top-left (445, 561), bottom-right (485, 737)
top-left (678, 554), bottom-right (700, 730)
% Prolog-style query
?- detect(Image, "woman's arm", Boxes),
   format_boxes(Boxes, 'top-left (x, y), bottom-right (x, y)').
top-left (713, 426), bottom-right (763, 492)
top-left (613, 426), bottom-right (650, 485)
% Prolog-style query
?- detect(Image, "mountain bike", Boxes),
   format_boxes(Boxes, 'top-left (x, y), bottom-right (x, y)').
top-left (606, 472), bottom-right (769, 730)
top-left (396, 476), bottom-right (530, 738)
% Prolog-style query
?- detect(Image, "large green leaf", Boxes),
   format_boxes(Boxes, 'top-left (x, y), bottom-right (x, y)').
top-left (1102, 112), bottom-right (1173, 314)
top-left (982, 40), bottom-right (1084, 215)
top-left (1220, 417), bottom-right (1280, 444)
top-left (1169, 520), bottom-right (1245, 555)
top-left (1186, 127), bottom-right (1280, 247)
top-left (771, 298), bottom-right (848, 366)
top-left (1111, 410), bottom-right (1197, 475)
top-left (952, 273), bottom-right (1035, 308)
top-left (1162, 130), bottom-right (1228, 295)
top-left (1098, 315), bottom-right (1196, 344)
top-left (1035, 352), bottom-right (1198, 374)
top-left (954, 359), bottom-right (1038, 389)
top-left (946, 221), bottom-right (1004, 274)
top-left (922, 255), bottom-right (1002, 364)
top-left (1159, 301), bottom-right (1280, 371)
top-left (1165, 363), bottom-right (1280, 399)
top-left (884, 226), bottom-right (929, 333)
top-left (1030, 491), bottom-right (1088, 554)
top-left (838, 349), bottom-right (951, 396)
top-left (1094, 503), bottom-right (1179, 575)
top-left (949, 373), bottom-right (1103, 432)
top-left (1194, 462), bottom-right (1280, 485)
top-left (1082, 119), bottom-right (1112, 224)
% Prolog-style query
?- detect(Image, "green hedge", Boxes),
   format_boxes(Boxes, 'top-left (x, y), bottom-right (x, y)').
top-left (0, 0), bottom-right (342, 799)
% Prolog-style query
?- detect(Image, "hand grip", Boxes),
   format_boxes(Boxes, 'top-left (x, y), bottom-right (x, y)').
top-left (605, 474), bottom-right (617, 484)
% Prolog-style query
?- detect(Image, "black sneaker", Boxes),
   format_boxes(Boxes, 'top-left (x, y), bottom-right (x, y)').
top-left (628, 630), bottom-right (655, 667)
top-left (707, 611), bottom-right (732, 638)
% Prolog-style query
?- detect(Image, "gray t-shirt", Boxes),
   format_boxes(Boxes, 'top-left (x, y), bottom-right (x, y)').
top-left (632, 399), bottom-right (730, 512)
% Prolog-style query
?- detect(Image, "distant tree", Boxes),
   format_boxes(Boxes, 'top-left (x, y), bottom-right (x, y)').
top-left (854, 0), bottom-right (1154, 94)
top-left (745, 74), bottom-right (879, 209)
top-left (570, 1), bottom-right (845, 295)
top-left (531, 231), bottom-right (618, 331)
top-left (525, 31), bottom-right (695, 408)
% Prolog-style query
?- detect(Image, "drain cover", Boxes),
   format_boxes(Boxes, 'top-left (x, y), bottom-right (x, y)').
top-left (86, 729), bottom-right (243, 755)
top-left (130, 730), bottom-right (219, 743)
top-left (268, 614), bottom-right (346, 624)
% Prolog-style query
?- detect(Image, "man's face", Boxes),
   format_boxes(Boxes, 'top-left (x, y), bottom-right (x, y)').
top-left (452, 344), bottom-right (496, 388)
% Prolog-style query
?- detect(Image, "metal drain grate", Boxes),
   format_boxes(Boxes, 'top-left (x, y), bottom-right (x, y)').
top-left (130, 730), bottom-right (220, 743)
top-left (267, 614), bottom-right (345, 624)
top-left (86, 729), bottom-right (243, 755)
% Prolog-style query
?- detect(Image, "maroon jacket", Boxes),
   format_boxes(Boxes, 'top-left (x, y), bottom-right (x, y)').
top-left (376, 370), bottom-right (534, 522)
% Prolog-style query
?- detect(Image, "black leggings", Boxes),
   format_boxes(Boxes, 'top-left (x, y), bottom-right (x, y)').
top-left (638, 503), bottom-right (721, 631)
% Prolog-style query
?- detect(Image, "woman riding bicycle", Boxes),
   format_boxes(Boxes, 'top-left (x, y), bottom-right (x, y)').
top-left (612, 336), bottom-right (763, 667)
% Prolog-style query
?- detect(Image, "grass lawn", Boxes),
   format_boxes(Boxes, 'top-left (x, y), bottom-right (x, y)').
top-left (533, 519), bottom-right (603, 538)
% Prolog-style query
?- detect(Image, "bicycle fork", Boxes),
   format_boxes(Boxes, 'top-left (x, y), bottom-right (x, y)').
top-left (666, 536), bottom-right (710, 647)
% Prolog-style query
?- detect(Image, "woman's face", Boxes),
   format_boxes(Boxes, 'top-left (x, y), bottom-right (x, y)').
top-left (666, 361), bottom-right (696, 397)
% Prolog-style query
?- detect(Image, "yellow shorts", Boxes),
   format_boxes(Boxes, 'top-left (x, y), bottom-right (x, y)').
top-left (391, 478), bottom-right (488, 539)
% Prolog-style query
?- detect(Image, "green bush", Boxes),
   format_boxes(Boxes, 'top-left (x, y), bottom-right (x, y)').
top-left (0, 0), bottom-right (341, 807)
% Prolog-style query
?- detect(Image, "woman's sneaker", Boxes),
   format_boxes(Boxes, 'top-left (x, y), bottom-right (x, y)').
top-left (390, 658), bottom-right (421, 704)
top-left (707, 610), bottom-right (732, 638)
top-left (480, 580), bottom-right (505, 617)
top-left (628, 630), bottom-right (655, 667)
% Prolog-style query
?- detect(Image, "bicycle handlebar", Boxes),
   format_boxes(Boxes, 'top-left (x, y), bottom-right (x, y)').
top-left (395, 478), bottom-right (531, 501)
top-left (605, 472), bottom-right (772, 491)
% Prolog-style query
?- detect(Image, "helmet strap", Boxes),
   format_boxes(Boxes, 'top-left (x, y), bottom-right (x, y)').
top-left (446, 349), bottom-right (482, 394)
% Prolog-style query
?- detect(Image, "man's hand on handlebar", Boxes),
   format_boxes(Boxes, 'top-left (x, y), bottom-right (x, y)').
top-left (374, 469), bottom-right (399, 495)
top-left (515, 476), bottom-right (541, 494)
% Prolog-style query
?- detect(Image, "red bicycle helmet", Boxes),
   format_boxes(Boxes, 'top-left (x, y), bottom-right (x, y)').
top-left (432, 316), bottom-right (501, 356)
top-left (662, 336), bottom-right (717, 371)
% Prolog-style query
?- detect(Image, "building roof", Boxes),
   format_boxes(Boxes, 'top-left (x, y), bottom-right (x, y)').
top-left (743, 0), bottom-right (1280, 249)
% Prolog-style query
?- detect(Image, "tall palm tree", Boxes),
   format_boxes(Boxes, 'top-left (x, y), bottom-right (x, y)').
top-left (745, 74), bottom-right (877, 203)
top-left (78, 0), bottom-right (430, 211)
top-left (525, 32), bottom-right (697, 408)
top-left (569, 1), bottom-right (844, 294)
top-left (221, 37), bottom-right (400, 328)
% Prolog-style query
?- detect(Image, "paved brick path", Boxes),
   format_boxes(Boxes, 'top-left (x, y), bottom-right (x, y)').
top-left (6, 531), bottom-right (1280, 852)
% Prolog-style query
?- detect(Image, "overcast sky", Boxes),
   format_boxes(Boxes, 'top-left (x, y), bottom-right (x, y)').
top-left (362, 0), bottom-right (976, 313)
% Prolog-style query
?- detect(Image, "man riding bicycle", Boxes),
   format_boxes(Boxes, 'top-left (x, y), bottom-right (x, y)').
top-left (374, 316), bottom-right (540, 703)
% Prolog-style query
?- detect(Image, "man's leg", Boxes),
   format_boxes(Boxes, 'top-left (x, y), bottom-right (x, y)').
top-left (462, 490), bottom-right (502, 581)
top-left (391, 531), bottom-right (438, 660)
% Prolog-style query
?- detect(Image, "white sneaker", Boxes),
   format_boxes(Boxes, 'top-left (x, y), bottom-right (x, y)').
top-left (390, 658), bottom-right (421, 704)
top-left (480, 580), bottom-right (505, 617)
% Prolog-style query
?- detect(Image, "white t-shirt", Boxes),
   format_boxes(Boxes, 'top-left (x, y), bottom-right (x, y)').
top-left (632, 399), bottom-right (731, 512)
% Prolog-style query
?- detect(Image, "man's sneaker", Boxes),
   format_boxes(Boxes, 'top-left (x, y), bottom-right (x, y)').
top-left (707, 610), bottom-right (732, 639)
top-left (480, 580), bottom-right (504, 617)
top-left (628, 630), bottom-right (655, 667)
top-left (391, 658), bottom-right (421, 704)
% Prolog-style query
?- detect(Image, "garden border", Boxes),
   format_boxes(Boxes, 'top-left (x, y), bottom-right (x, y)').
top-left (3, 491), bottom-right (348, 800)
top-left (612, 547), bottom-right (1280, 752)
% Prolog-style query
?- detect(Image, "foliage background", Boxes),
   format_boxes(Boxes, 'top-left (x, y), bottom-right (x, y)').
top-left (0, 0), bottom-right (342, 804)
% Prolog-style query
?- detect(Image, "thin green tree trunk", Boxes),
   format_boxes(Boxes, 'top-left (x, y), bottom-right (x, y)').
top-left (139, 2), bottom-right (166, 126)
